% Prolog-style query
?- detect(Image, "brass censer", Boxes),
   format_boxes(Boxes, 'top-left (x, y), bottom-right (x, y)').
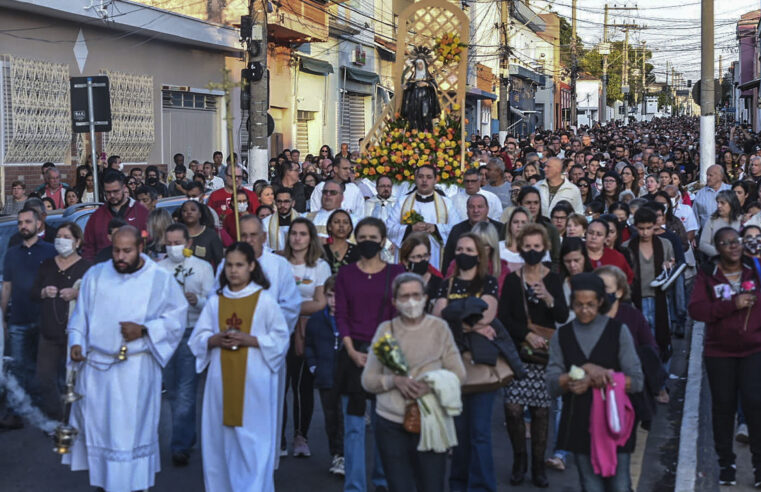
top-left (53, 369), bottom-right (82, 454)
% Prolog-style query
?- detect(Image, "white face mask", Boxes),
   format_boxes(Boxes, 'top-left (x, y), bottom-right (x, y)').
top-left (670, 196), bottom-right (680, 208)
top-left (396, 297), bottom-right (426, 319)
top-left (54, 237), bottom-right (76, 257)
top-left (188, 196), bottom-right (202, 202)
top-left (166, 244), bottom-right (185, 263)
top-left (237, 202), bottom-right (248, 213)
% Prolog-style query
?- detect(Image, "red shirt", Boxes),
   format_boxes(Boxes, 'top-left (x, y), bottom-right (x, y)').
top-left (207, 188), bottom-right (260, 223)
top-left (591, 247), bottom-right (634, 284)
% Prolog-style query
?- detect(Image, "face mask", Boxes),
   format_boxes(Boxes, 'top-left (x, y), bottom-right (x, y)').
top-left (596, 178), bottom-right (602, 188)
top-left (455, 253), bottom-right (479, 271)
top-left (188, 196), bottom-right (202, 202)
top-left (54, 238), bottom-right (75, 257)
top-left (745, 237), bottom-right (761, 255)
top-left (357, 240), bottom-right (382, 259)
top-left (147, 177), bottom-right (158, 185)
top-left (237, 202), bottom-right (248, 213)
top-left (520, 249), bottom-right (544, 266)
top-left (396, 297), bottom-right (426, 319)
top-left (536, 152), bottom-right (543, 159)
top-left (606, 292), bottom-right (618, 306)
top-left (166, 244), bottom-right (186, 263)
top-left (586, 215), bottom-right (594, 223)
top-left (407, 260), bottom-right (429, 275)
top-left (670, 197), bottom-right (679, 208)
top-left (117, 162), bottom-right (124, 172)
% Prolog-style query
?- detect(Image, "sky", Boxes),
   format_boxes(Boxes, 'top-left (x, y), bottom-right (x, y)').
top-left (532, 0), bottom-right (760, 83)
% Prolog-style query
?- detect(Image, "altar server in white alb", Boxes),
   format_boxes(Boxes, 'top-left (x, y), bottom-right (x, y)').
top-left (387, 164), bottom-right (460, 269)
top-left (65, 226), bottom-right (188, 492)
top-left (189, 242), bottom-right (290, 492)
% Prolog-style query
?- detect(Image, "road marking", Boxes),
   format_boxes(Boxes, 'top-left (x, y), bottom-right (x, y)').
top-left (631, 427), bottom-right (648, 490)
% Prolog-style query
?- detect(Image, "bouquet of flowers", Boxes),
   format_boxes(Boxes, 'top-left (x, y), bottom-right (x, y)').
top-left (434, 33), bottom-right (465, 65)
top-left (372, 332), bottom-right (429, 413)
top-left (402, 210), bottom-right (425, 225)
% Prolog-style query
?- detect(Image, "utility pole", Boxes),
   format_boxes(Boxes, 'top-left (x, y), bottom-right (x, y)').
top-left (570, 0), bottom-right (578, 129)
top-left (246, 0), bottom-right (269, 181)
top-left (601, 4), bottom-right (609, 124)
top-left (602, 6), bottom-right (639, 126)
top-left (498, 0), bottom-right (511, 143)
top-left (622, 27), bottom-right (629, 125)
top-left (700, 0), bottom-right (714, 185)
top-left (641, 41), bottom-right (646, 117)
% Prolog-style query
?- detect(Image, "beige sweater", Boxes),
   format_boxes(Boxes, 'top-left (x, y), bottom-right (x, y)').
top-left (361, 314), bottom-right (466, 424)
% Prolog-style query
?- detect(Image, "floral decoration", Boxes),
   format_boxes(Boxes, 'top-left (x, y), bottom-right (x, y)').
top-left (434, 33), bottom-right (465, 65)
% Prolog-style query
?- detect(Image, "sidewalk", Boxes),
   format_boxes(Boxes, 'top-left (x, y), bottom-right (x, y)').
top-left (676, 322), bottom-right (756, 492)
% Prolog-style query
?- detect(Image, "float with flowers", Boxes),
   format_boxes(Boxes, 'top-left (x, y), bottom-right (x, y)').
top-left (359, 0), bottom-right (471, 186)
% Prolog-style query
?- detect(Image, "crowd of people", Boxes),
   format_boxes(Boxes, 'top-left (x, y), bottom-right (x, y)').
top-left (1, 116), bottom-right (761, 492)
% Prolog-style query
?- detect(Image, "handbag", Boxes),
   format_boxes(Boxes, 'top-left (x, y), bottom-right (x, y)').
top-left (518, 272), bottom-right (554, 366)
top-left (403, 401), bottom-right (421, 434)
top-left (444, 278), bottom-right (515, 394)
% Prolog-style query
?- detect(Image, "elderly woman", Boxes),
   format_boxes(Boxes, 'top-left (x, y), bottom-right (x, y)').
top-left (546, 273), bottom-right (644, 492)
top-left (362, 273), bottom-right (466, 492)
top-left (690, 227), bottom-right (761, 487)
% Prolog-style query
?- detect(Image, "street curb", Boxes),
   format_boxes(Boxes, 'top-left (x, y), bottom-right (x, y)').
top-left (675, 321), bottom-right (705, 492)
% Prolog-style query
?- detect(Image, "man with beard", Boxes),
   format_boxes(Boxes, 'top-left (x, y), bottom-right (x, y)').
top-left (81, 171), bottom-right (149, 260)
top-left (0, 207), bottom-right (56, 429)
top-left (263, 188), bottom-right (300, 251)
top-left (65, 226), bottom-right (188, 492)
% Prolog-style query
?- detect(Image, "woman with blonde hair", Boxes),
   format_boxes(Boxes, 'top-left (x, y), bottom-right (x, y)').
top-left (145, 208), bottom-right (174, 260)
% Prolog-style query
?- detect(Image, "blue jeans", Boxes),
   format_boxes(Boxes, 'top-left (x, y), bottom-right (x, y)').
top-left (341, 397), bottom-right (387, 492)
top-left (551, 396), bottom-right (569, 461)
top-left (7, 323), bottom-right (40, 403)
top-left (642, 297), bottom-right (672, 371)
top-left (450, 390), bottom-right (497, 492)
top-left (162, 328), bottom-right (198, 453)
top-left (574, 452), bottom-right (632, 492)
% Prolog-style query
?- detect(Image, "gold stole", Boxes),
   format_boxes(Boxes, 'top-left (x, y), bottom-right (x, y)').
top-left (218, 290), bottom-right (261, 427)
top-left (268, 210), bottom-right (298, 251)
top-left (399, 192), bottom-right (448, 224)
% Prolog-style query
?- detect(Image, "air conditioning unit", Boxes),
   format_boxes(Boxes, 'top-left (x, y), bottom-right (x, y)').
top-left (352, 47), bottom-right (366, 66)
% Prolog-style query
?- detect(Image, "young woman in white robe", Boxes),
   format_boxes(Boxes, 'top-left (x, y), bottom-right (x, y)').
top-left (189, 242), bottom-right (290, 492)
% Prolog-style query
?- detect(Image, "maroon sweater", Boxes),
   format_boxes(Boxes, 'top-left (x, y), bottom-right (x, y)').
top-left (82, 199), bottom-right (149, 260)
top-left (689, 261), bottom-right (761, 358)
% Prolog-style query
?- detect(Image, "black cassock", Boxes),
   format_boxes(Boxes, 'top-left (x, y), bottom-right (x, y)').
top-left (400, 79), bottom-right (441, 132)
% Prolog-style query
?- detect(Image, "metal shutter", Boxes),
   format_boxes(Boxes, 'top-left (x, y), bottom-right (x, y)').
top-left (339, 92), bottom-right (366, 152)
top-left (296, 119), bottom-right (309, 154)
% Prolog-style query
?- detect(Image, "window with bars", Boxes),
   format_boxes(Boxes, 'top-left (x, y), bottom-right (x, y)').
top-left (162, 91), bottom-right (217, 111)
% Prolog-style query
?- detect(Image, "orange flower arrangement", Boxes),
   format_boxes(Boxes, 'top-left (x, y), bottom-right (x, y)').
top-left (359, 106), bottom-right (474, 185)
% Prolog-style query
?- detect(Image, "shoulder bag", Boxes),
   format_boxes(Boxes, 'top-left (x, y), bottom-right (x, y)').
top-left (518, 271), bottom-right (553, 366)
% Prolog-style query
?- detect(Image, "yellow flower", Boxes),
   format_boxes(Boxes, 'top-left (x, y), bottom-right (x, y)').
top-left (182, 248), bottom-right (193, 257)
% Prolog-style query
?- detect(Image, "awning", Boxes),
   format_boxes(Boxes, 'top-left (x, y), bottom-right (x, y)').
top-left (510, 106), bottom-right (526, 118)
top-left (343, 66), bottom-right (380, 85)
top-left (466, 87), bottom-right (497, 100)
top-left (739, 78), bottom-right (760, 91)
top-left (300, 56), bottom-right (334, 76)
top-left (509, 65), bottom-right (546, 86)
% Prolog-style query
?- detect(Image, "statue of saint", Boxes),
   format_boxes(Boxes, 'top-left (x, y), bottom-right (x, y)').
top-left (400, 47), bottom-right (440, 132)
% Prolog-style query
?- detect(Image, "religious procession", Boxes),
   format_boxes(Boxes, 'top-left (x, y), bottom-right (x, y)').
top-left (2, 0), bottom-right (761, 491)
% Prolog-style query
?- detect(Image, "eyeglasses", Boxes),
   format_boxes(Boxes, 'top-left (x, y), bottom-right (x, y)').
top-left (551, 215), bottom-right (568, 221)
top-left (322, 189), bottom-right (340, 196)
top-left (717, 239), bottom-right (742, 247)
top-left (578, 183), bottom-right (589, 188)
top-left (603, 178), bottom-right (617, 184)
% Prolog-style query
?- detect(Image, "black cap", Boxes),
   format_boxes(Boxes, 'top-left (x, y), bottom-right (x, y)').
top-left (570, 273), bottom-right (606, 297)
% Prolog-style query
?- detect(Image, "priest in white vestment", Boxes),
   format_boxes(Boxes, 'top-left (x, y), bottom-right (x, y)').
top-left (386, 165), bottom-right (461, 270)
top-left (263, 188), bottom-right (301, 252)
top-left (65, 227), bottom-right (188, 492)
top-left (190, 243), bottom-right (289, 492)
top-left (306, 180), bottom-right (361, 240)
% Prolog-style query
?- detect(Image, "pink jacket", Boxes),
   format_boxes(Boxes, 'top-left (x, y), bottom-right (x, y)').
top-left (589, 372), bottom-right (635, 477)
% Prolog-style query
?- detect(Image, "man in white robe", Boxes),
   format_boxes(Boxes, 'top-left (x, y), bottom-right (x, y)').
top-left (213, 215), bottom-right (300, 467)
top-left (65, 227), bottom-right (188, 492)
top-left (306, 180), bottom-right (361, 240)
top-left (189, 276), bottom-right (289, 492)
top-left (263, 188), bottom-right (300, 251)
top-left (386, 165), bottom-right (461, 270)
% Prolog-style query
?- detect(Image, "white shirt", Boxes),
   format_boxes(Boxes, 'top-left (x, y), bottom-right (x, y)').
top-left (309, 181), bottom-right (366, 215)
top-left (205, 176), bottom-right (224, 192)
top-left (450, 190), bottom-right (504, 221)
top-left (289, 258), bottom-right (331, 302)
top-left (673, 203), bottom-right (699, 233)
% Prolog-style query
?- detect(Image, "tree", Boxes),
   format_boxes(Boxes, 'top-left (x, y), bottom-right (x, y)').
top-left (577, 41), bottom-right (655, 107)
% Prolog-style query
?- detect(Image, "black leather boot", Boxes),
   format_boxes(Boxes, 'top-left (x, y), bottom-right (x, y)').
top-left (530, 407), bottom-right (550, 488)
top-left (505, 403), bottom-right (528, 485)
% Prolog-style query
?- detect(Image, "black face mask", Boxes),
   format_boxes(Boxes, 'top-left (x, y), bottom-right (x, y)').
top-left (407, 260), bottom-right (429, 275)
top-left (520, 249), bottom-right (544, 266)
top-left (147, 177), bottom-right (158, 185)
top-left (455, 253), bottom-right (479, 271)
top-left (357, 240), bottom-right (382, 259)
top-left (606, 292), bottom-right (617, 306)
